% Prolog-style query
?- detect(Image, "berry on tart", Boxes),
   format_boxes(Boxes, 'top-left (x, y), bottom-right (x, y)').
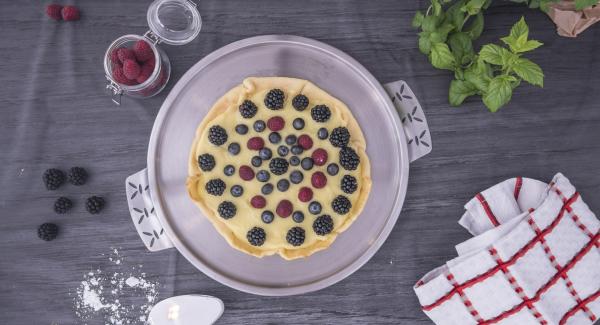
top-left (286, 227), bottom-right (305, 246)
top-left (198, 153), bottom-right (216, 171)
top-left (267, 116), bottom-right (285, 131)
top-left (218, 201), bottom-right (237, 219)
top-left (269, 158), bottom-right (289, 176)
top-left (311, 148), bottom-right (328, 166)
top-left (247, 227), bottom-right (266, 246)
top-left (329, 127), bottom-right (350, 147)
top-left (311, 105), bottom-right (331, 122)
top-left (341, 175), bottom-right (358, 194)
top-left (239, 166), bottom-right (255, 181)
top-left (339, 146), bottom-right (360, 171)
top-left (264, 89), bottom-right (285, 110)
top-left (239, 100), bottom-right (258, 118)
top-left (311, 171), bottom-right (327, 189)
top-left (205, 179), bottom-right (226, 196)
top-left (298, 187), bottom-right (313, 202)
top-left (297, 135), bottom-right (313, 150)
top-left (208, 125), bottom-right (228, 146)
top-left (292, 94), bottom-right (309, 111)
top-left (276, 200), bottom-right (293, 218)
top-left (251, 195), bottom-right (267, 209)
top-left (247, 137), bottom-right (265, 150)
top-left (332, 195), bottom-right (352, 215)
top-left (313, 215), bottom-right (334, 236)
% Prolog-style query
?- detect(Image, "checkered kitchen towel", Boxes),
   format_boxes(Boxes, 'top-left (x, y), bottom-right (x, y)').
top-left (414, 173), bottom-right (600, 325)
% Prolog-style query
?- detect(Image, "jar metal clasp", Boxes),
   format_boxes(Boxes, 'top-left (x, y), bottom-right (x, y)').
top-left (106, 78), bottom-right (123, 105)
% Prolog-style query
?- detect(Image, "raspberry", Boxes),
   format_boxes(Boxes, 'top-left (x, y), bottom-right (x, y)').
top-left (123, 59), bottom-right (141, 80)
top-left (239, 165), bottom-right (255, 181)
top-left (267, 116), bottom-right (285, 131)
top-left (137, 62), bottom-right (154, 84)
top-left (110, 49), bottom-right (120, 65)
top-left (298, 134), bottom-right (313, 150)
top-left (250, 195), bottom-right (266, 209)
top-left (112, 66), bottom-right (136, 85)
top-left (311, 171), bottom-right (327, 189)
top-left (298, 187), bottom-right (313, 202)
top-left (146, 55), bottom-right (156, 69)
top-left (133, 40), bottom-right (154, 62)
top-left (276, 200), bottom-right (293, 218)
top-left (61, 5), bottom-right (80, 21)
top-left (46, 4), bottom-right (63, 20)
top-left (311, 148), bottom-right (328, 166)
top-left (247, 137), bottom-right (264, 150)
top-left (117, 48), bottom-right (136, 63)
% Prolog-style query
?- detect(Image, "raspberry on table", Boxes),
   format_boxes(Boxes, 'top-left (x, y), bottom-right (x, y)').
top-left (61, 5), bottom-right (80, 21)
top-left (46, 4), bottom-right (63, 20)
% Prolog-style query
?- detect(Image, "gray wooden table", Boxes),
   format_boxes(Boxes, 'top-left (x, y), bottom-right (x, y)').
top-left (1, 0), bottom-right (599, 324)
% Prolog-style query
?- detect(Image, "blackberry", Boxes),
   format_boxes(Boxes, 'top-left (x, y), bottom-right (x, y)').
top-left (292, 211), bottom-right (304, 223)
top-left (231, 185), bottom-right (244, 197)
top-left (313, 215), bottom-right (334, 235)
top-left (332, 195), bottom-right (352, 214)
top-left (198, 153), bottom-right (216, 171)
top-left (205, 179), bottom-right (226, 196)
top-left (289, 156), bottom-right (300, 166)
top-left (269, 158), bottom-right (289, 175)
top-left (292, 94), bottom-right (309, 111)
top-left (43, 168), bottom-right (65, 190)
top-left (311, 105), bottom-right (331, 122)
top-left (329, 127), bottom-right (350, 147)
top-left (341, 175), bottom-right (358, 194)
top-left (277, 179), bottom-right (290, 192)
top-left (268, 132), bottom-right (281, 144)
top-left (264, 89), bottom-right (285, 110)
top-left (286, 227), bottom-right (305, 246)
top-left (261, 211), bottom-right (274, 224)
top-left (317, 128), bottom-right (329, 140)
top-left (218, 201), bottom-right (236, 219)
top-left (339, 147), bottom-right (360, 171)
top-left (253, 120), bottom-right (266, 132)
top-left (208, 125), bottom-right (228, 146)
top-left (327, 163), bottom-right (339, 176)
top-left (68, 167), bottom-right (88, 186)
top-left (86, 196), bottom-right (105, 214)
top-left (228, 142), bottom-right (241, 155)
top-left (235, 124), bottom-right (248, 135)
top-left (293, 118), bottom-right (305, 130)
top-left (224, 165), bottom-right (235, 176)
top-left (38, 223), bottom-right (59, 241)
top-left (247, 227), bottom-right (266, 246)
top-left (239, 100), bottom-right (258, 118)
top-left (261, 183), bottom-right (274, 195)
top-left (54, 197), bottom-right (73, 214)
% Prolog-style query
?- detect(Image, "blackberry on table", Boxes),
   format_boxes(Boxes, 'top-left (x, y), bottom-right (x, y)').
top-left (205, 179), bottom-right (226, 196)
top-left (341, 175), bottom-right (358, 194)
top-left (313, 215), bottom-right (334, 235)
top-left (86, 196), bottom-right (105, 214)
top-left (286, 227), bottom-right (305, 246)
top-left (264, 89), bottom-right (285, 110)
top-left (332, 195), bottom-right (352, 214)
top-left (239, 100), bottom-right (258, 118)
top-left (38, 223), bottom-right (59, 241)
top-left (208, 125), bottom-right (228, 146)
top-left (292, 94), bottom-right (309, 111)
top-left (54, 197), bottom-right (73, 214)
top-left (269, 158), bottom-right (289, 175)
top-left (247, 227), bottom-right (266, 246)
top-left (68, 167), bottom-right (88, 186)
top-left (218, 201), bottom-right (237, 219)
top-left (198, 153), bottom-right (216, 171)
top-left (329, 127), bottom-right (350, 147)
top-left (43, 168), bottom-right (65, 190)
top-left (311, 105), bottom-right (331, 122)
top-left (339, 146), bottom-right (360, 171)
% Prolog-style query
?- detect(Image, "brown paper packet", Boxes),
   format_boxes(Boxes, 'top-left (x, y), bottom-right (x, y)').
top-left (547, 0), bottom-right (600, 37)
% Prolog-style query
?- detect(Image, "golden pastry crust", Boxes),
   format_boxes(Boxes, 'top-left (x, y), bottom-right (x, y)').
top-left (187, 77), bottom-right (371, 260)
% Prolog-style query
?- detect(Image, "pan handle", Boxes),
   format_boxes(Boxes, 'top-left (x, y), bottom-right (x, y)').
top-left (125, 168), bottom-right (174, 252)
top-left (383, 80), bottom-right (432, 162)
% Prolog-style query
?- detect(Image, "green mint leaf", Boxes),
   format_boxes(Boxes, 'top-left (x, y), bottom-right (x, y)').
top-left (412, 11), bottom-right (425, 28)
top-left (449, 80), bottom-right (478, 106)
top-left (444, 0), bottom-right (468, 30)
top-left (509, 17), bottom-right (529, 40)
top-left (483, 75), bottom-right (514, 112)
top-left (418, 32), bottom-right (432, 55)
top-left (479, 44), bottom-right (511, 66)
top-left (430, 23), bottom-right (456, 44)
top-left (430, 43), bottom-right (456, 70)
top-left (449, 32), bottom-right (474, 65)
top-left (432, 0), bottom-right (443, 16)
top-left (422, 15), bottom-right (440, 32)
top-left (461, 0), bottom-right (487, 15)
top-left (464, 59), bottom-right (491, 92)
top-left (500, 35), bottom-right (518, 52)
top-left (465, 12), bottom-right (484, 40)
top-left (512, 58), bottom-right (544, 87)
top-left (516, 39), bottom-right (543, 53)
top-left (575, 0), bottom-right (598, 10)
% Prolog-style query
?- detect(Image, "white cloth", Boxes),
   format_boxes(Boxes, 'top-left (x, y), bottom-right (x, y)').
top-left (414, 173), bottom-right (600, 325)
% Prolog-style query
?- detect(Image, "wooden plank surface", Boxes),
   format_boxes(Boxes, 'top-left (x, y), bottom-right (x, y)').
top-left (0, 0), bottom-right (599, 324)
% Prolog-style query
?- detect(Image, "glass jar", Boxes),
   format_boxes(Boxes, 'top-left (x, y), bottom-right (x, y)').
top-left (103, 0), bottom-right (201, 105)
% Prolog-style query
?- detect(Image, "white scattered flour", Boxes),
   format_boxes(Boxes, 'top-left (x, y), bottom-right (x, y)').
top-left (74, 248), bottom-right (160, 324)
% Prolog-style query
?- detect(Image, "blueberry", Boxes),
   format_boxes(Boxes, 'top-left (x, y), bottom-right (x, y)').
top-left (293, 118), bottom-right (305, 130)
top-left (317, 128), bottom-right (328, 140)
top-left (251, 156), bottom-right (262, 167)
top-left (290, 170), bottom-right (303, 184)
top-left (291, 145), bottom-right (303, 155)
top-left (224, 164), bottom-right (235, 176)
top-left (235, 124), bottom-right (248, 135)
top-left (261, 183), bottom-right (274, 195)
top-left (301, 157), bottom-right (314, 170)
top-left (256, 170), bottom-right (270, 182)
top-left (277, 145), bottom-right (289, 157)
top-left (253, 120), bottom-right (266, 132)
top-left (230, 185), bottom-right (243, 197)
top-left (268, 132), bottom-right (281, 144)
top-left (259, 147), bottom-right (272, 160)
top-left (292, 211), bottom-right (305, 223)
top-left (277, 179), bottom-right (290, 192)
top-left (228, 142), bottom-right (241, 155)
top-left (309, 201), bottom-right (322, 215)
top-left (261, 211), bottom-right (274, 224)
top-left (285, 135), bottom-right (297, 145)
top-left (327, 163), bottom-right (339, 176)
top-left (289, 156), bottom-right (300, 166)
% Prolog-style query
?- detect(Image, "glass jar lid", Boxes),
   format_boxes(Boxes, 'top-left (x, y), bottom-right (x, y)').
top-left (147, 0), bottom-right (201, 46)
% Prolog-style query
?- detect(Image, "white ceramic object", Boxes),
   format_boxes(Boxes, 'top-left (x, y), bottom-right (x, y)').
top-left (147, 295), bottom-right (224, 325)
